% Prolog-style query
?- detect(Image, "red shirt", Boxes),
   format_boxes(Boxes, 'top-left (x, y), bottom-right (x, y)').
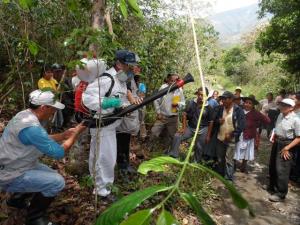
top-left (243, 110), bottom-right (270, 140)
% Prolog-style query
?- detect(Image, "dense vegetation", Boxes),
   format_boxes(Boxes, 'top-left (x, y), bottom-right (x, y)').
top-left (1, 0), bottom-right (300, 224)
top-left (0, 0), bottom-right (220, 111)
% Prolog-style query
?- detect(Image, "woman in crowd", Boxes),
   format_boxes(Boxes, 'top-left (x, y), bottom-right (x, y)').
top-left (234, 95), bottom-right (270, 173)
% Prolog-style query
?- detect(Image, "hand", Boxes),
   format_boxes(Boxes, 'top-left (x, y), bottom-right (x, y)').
top-left (132, 97), bottom-right (143, 105)
top-left (280, 147), bottom-right (291, 160)
top-left (157, 113), bottom-right (163, 120)
top-left (261, 111), bottom-right (268, 116)
top-left (270, 134), bottom-right (275, 143)
top-left (128, 94), bottom-right (143, 104)
top-left (219, 118), bottom-right (225, 124)
top-left (74, 122), bottom-right (87, 133)
top-left (130, 152), bottom-right (136, 161)
top-left (224, 133), bottom-right (232, 142)
top-left (177, 128), bottom-right (185, 134)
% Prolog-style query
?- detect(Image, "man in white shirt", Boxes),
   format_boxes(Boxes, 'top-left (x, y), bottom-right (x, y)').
top-left (151, 74), bottom-right (185, 150)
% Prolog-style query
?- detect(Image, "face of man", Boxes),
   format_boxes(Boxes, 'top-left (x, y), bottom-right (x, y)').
top-left (40, 105), bottom-right (57, 120)
top-left (223, 97), bottom-right (233, 107)
top-left (53, 69), bottom-right (64, 80)
top-left (167, 75), bottom-right (179, 85)
top-left (116, 61), bottom-right (131, 73)
top-left (133, 66), bottom-right (141, 75)
top-left (235, 89), bottom-right (241, 97)
top-left (197, 91), bottom-right (203, 104)
top-left (278, 103), bottom-right (293, 115)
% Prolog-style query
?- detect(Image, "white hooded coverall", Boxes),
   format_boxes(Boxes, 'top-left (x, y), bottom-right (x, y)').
top-left (82, 67), bottom-right (127, 196)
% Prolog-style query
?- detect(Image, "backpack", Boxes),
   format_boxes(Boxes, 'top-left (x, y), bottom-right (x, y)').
top-left (74, 73), bottom-right (115, 115)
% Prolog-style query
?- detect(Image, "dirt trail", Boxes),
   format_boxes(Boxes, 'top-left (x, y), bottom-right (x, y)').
top-left (213, 134), bottom-right (300, 225)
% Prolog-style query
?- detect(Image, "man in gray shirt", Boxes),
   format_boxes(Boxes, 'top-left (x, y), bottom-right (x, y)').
top-left (0, 90), bottom-right (86, 225)
top-left (267, 98), bottom-right (300, 202)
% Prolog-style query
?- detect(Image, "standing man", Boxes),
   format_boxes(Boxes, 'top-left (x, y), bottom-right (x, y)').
top-left (234, 86), bottom-right (243, 106)
top-left (267, 99), bottom-right (300, 202)
top-left (234, 87), bottom-right (243, 98)
top-left (116, 51), bottom-right (142, 173)
top-left (151, 73), bottom-right (185, 150)
top-left (0, 90), bottom-right (86, 225)
top-left (213, 91), bottom-right (245, 180)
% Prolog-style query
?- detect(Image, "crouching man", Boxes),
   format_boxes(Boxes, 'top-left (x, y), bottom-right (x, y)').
top-left (0, 90), bottom-right (86, 225)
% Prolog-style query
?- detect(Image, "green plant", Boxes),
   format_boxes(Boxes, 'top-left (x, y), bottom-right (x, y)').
top-left (79, 175), bottom-right (94, 188)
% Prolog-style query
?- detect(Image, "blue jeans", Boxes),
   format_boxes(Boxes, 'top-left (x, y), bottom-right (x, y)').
top-left (3, 163), bottom-right (65, 197)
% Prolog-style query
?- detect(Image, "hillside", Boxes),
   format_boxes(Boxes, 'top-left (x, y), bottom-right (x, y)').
top-left (208, 4), bottom-right (270, 47)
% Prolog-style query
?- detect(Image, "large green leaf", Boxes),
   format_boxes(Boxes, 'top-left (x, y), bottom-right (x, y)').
top-left (119, 0), bottom-right (128, 19)
top-left (120, 209), bottom-right (152, 225)
top-left (181, 193), bottom-right (216, 225)
top-left (138, 156), bottom-right (183, 175)
top-left (28, 41), bottom-right (39, 56)
top-left (156, 209), bottom-right (178, 225)
top-left (127, 0), bottom-right (143, 18)
top-left (189, 163), bottom-right (254, 216)
top-left (95, 185), bottom-right (172, 225)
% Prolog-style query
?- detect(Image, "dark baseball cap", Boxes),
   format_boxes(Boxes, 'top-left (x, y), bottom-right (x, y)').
top-left (115, 50), bottom-right (137, 65)
top-left (220, 91), bottom-right (235, 99)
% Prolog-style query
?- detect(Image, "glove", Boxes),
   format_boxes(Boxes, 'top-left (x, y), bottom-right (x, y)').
top-left (101, 97), bottom-right (121, 109)
top-left (139, 83), bottom-right (146, 93)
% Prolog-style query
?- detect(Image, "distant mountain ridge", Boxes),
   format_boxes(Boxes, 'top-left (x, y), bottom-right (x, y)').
top-left (208, 4), bottom-right (269, 47)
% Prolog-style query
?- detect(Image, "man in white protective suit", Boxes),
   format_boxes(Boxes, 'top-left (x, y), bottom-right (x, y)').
top-left (81, 50), bottom-right (139, 198)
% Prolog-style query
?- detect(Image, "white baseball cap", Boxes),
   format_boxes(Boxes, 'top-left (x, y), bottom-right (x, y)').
top-left (29, 90), bottom-right (65, 109)
top-left (279, 98), bottom-right (295, 107)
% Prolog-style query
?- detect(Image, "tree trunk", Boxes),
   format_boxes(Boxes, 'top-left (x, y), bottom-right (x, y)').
top-left (89, 0), bottom-right (106, 53)
top-left (67, 0), bottom-right (107, 176)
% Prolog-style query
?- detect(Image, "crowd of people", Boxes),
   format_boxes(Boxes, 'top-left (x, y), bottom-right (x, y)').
top-left (0, 49), bottom-right (300, 224)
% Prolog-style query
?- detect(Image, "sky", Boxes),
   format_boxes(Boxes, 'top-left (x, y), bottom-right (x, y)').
top-left (213, 0), bottom-right (259, 13)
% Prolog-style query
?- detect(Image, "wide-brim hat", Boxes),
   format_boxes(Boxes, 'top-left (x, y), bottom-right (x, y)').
top-left (242, 96), bottom-right (259, 105)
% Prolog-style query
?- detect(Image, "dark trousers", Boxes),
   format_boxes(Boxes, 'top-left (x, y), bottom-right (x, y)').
top-left (290, 146), bottom-right (300, 181)
top-left (269, 141), bottom-right (295, 198)
top-left (117, 133), bottom-right (131, 169)
top-left (215, 139), bottom-right (227, 177)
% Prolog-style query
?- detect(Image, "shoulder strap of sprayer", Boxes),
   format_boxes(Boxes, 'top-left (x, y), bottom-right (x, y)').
top-left (85, 73), bottom-right (115, 128)
top-left (99, 72), bottom-right (115, 97)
